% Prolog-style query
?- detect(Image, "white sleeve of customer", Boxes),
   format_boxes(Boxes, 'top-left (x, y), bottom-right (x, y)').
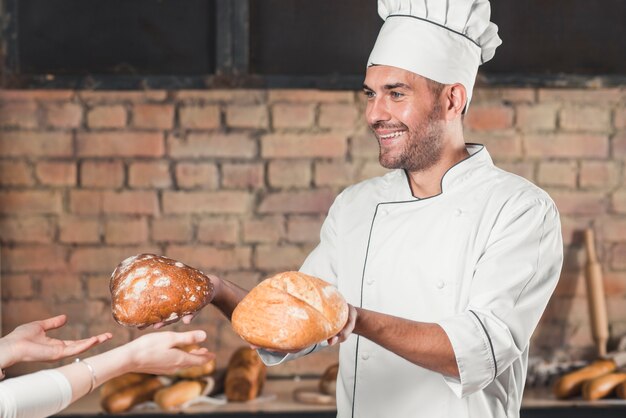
top-left (0, 370), bottom-right (72, 418)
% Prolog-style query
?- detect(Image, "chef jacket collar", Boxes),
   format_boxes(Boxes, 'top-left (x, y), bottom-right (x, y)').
top-left (391, 143), bottom-right (491, 201)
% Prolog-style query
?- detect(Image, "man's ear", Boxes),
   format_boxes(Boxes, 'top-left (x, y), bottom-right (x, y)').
top-left (444, 83), bottom-right (467, 121)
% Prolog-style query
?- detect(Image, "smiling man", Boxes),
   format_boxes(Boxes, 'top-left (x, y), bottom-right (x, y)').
top-left (157, 1), bottom-right (564, 417)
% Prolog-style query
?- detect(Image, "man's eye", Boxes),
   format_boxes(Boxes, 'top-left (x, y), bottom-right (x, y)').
top-left (390, 91), bottom-right (404, 99)
top-left (363, 90), bottom-right (375, 99)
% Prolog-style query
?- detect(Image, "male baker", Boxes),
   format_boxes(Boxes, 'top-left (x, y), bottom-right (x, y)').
top-left (167, 0), bottom-right (563, 417)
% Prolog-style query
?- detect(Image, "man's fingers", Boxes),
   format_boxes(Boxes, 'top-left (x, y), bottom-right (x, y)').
top-left (182, 314), bottom-right (196, 325)
top-left (173, 330), bottom-right (207, 346)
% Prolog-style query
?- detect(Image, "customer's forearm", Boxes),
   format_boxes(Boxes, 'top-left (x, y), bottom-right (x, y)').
top-left (209, 276), bottom-right (249, 320)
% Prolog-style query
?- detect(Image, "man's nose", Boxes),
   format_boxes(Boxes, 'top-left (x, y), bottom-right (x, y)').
top-left (366, 97), bottom-right (391, 126)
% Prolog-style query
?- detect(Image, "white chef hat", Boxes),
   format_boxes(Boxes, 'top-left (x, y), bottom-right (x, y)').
top-left (367, 0), bottom-right (502, 111)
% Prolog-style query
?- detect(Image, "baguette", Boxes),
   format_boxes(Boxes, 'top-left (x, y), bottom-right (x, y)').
top-left (100, 376), bottom-right (165, 413)
top-left (553, 359), bottom-right (615, 399)
top-left (583, 372), bottom-right (626, 400)
top-left (99, 372), bottom-right (151, 400)
top-left (173, 344), bottom-right (216, 378)
top-left (154, 380), bottom-right (206, 410)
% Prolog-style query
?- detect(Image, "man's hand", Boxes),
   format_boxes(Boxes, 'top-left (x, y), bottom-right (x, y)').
top-left (0, 314), bottom-right (112, 370)
top-left (327, 303), bottom-right (357, 346)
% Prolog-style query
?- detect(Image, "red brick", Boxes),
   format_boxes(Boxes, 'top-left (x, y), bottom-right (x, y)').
top-left (268, 90), bottom-right (354, 104)
top-left (537, 161), bottom-right (577, 188)
top-left (0, 102), bottom-right (38, 128)
top-left (538, 88), bottom-right (622, 104)
top-left (351, 130), bottom-right (379, 159)
top-left (604, 272), bottom-right (626, 297)
top-left (166, 246), bottom-right (251, 271)
top-left (242, 216), bottom-right (284, 244)
top-left (0, 90), bottom-right (74, 101)
top-left (472, 88), bottom-right (536, 104)
top-left (560, 106), bottom-right (611, 133)
top-left (610, 243), bottom-right (626, 270)
top-left (580, 161), bottom-right (620, 189)
top-left (70, 246), bottom-right (159, 273)
top-left (356, 162), bottom-right (390, 182)
top-left (81, 161), bottom-right (125, 188)
top-left (69, 190), bottom-right (104, 215)
top-left (549, 190), bottom-right (607, 215)
top-left (268, 160), bottom-right (311, 188)
top-left (168, 133), bottom-right (257, 158)
top-left (151, 216), bottom-right (193, 242)
top-left (41, 273), bottom-right (83, 301)
top-left (220, 271), bottom-right (263, 292)
top-left (1, 274), bottom-right (35, 299)
top-left (550, 271), bottom-right (585, 298)
top-left (0, 191), bottom-right (62, 214)
top-left (0, 132), bottom-right (73, 158)
top-left (222, 163), bottom-right (264, 189)
top-left (103, 191), bottom-right (159, 215)
top-left (77, 132), bottom-right (164, 157)
top-left (615, 107), bottom-right (626, 130)
top-left (254, 245), bottom-right (310, 271)
top-left (175, 162), bottom-right (218, 189)
top-left (59, 216), bottom-right (100, 243)
top-left (133, 104), bottom-right (174, 129)
top-left (319, 104), bottom-right (359, 129)
top-left (614, 191), bottom-right (626, 214)
top-left (261, 134), bottom-right (347, 158)
top-left (87, 105), bottom-right (127, 128)
top-left (176, 90), bottom-right (265, 103)
top-left (198, 218), bottom-right (239, 244)
top-left (35, 161), bottom-right (76, 186)
top-left (44, 102), bottom-right (82, 128)
top-left (163, 191), bottom-right (250, 214)
top-left (516, 104), bottom-right (558, 132)
top-left (105, 219), bottom-right (148, 244)
top-left (287, 216), bottom-right (324, 243)
top-left (463, 105), bottom-right (514, 131)
top-left (314, 161), bottom-right (356, 187)
top-left (477, 132), bottom-right (522, 159)
top-left (494, 162), bottom-right (535, 181)
top-left (615, 133), bottom-right (626, 158)
top-left (559, 216), bottom-right (588, 246)
top-left (78, 90), bottom-right (168, 103)
top-left (0, 161), bottom-right (33, 186)
top-left (0, 216), bottom-right (53, 243)
top-left (258, 189), bottom-right (337, 214)
top-left (178, 105), bottom-right (221, 129)
top-left (272, 104), bottom-right (315, 129)
top-left (2, 301), bottom-right (53, 330)
top-left (524, 134), bottom-right (609, 158)
top-left (601, 217), bottom-right (626, 242)
top-left (85, 274), bottom-right (113, 299)
top-left (1, 245), bottom-right (68, 272)
top-left (226, 105), bottom-right (269, 129)
top-left (129, 161), bottom-right (172, 188)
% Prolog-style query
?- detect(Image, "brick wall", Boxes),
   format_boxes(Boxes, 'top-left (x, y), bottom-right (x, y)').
top-left (0, 87), bottom-right (625, 376)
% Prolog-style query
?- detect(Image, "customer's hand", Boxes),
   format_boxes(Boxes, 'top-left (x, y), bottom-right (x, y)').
top-left (117, 330), bottom-right (214, 376)
top-left (0, 314), bottom-right (112, 370)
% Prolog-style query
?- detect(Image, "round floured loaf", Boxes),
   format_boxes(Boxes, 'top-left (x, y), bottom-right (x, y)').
top-left (231, 271), bottom-right (348, 351)
top-left (110, 254), bottom-right (213, 327)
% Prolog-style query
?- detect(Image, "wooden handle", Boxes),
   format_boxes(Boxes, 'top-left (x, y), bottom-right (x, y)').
top-left (584, 228), bottom-right (609, 357)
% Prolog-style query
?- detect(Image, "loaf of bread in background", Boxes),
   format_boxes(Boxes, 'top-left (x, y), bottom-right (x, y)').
top-left (99, 373), bottom-right (151, 400)
top-left (582, 372), bottom-right (626, 400)
top-left (173, 344), bottom-right (216, 378)
top-left (553, 359), bottom-right (616, 399)
top-left (225, 347), bottom-right (267, 402)
top-left (154, 380), bottom-right (206, 410)
top-left (232, 271), bottom-right (348, 351)
top-left (319, 363), bottom-right (339, 396)
top-left (110, 254), bottom-right (214, 327)
top-left (100, 376), bottom-right (165, 413)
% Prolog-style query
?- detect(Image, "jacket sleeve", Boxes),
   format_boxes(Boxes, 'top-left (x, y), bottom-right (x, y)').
top-left (0, 370), bottom-right (72, 418)
top-left (258, 191), bottom-right (345, 366)
top-left (438, 195), bottom-right (563, 398)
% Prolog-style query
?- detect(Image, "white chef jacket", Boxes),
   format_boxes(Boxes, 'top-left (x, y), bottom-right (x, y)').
top-left (260, 144), bottom-right (563, 418)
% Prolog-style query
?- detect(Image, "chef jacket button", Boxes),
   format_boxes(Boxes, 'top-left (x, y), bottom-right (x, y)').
top-left (436, 280), bottom-right (445, 289)
top-left (380, 208), bottom-right (389, 216)
top-left (361, 352), bottom-right (370, 360)
top-left (455, 208), bottom-right (463, 216)
top-left (366, 278), bottom-right (374, 285)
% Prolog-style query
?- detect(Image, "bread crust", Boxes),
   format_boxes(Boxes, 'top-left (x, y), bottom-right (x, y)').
top-left (110, 254), bottom-right (213, 327)
top-left (553, 359), bottom-right (616, 399)
top-left (232, 271), bottom-right (348, 351)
